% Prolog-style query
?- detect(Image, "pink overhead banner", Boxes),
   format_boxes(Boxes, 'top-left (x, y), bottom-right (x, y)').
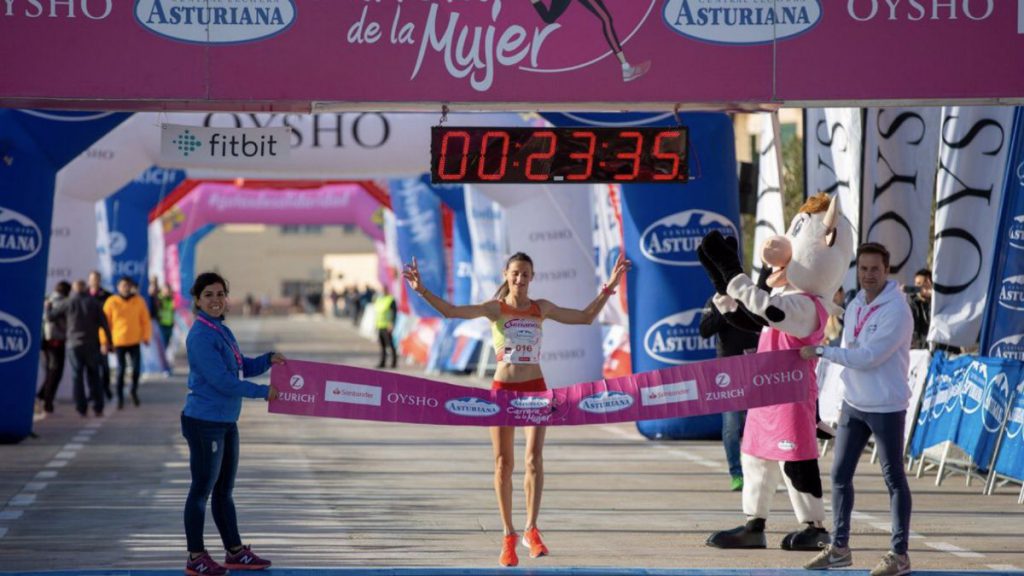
top-left (269, 350), bottom-right (812, 427)
top-left (160, 182), bottom-right (383, 245)
top-left (1, 2), bottom-right (1021, 110)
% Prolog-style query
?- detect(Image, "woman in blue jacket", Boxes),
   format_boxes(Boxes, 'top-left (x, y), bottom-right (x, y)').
top-left (182, 272), bottom-right (285, 576)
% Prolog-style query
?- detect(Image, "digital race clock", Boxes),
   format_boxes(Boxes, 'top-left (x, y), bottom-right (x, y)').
top-left (430, 126), bottom-right (689, 184)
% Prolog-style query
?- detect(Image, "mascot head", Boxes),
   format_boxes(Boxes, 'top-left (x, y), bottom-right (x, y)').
top-left (759, 193), bottom-right (854, 303)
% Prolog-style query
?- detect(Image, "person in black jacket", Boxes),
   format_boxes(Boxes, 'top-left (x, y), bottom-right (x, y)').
top-left (47, 280), bottom-right (113, 417)
top-left (700, 294), bottom-right (761, 491)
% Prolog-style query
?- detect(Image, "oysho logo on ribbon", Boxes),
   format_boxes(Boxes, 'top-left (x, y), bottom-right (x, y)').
top-left (643, 309), bottom-right (715, 365)
top-left (0, 309), bottom-right (31, 363)
top-left (0, 206), bottom-right (43, 264)
top-left (641, 380), bottom-right (697, 406)
top-left (134, 0), bottom-right (297, 44)
top-left (161, 124), bottom-right (290, 167)
top-left (445, 397), bottom-right (501, 417)
top-left (325, 380), bottom-right (382, 407)
top-left (663, 0), bottom-right (822, 45)
top-left (640, 209), bottom-right (735, 266)
top-left (579, 390), bottom-right (634, 414)
top-left (998, 274), bottom-right (1024, 310)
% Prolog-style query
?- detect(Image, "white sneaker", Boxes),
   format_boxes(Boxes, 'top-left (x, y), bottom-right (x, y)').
top-left (622, 60), bottom-right (650, 82)
top-left (803, 544), bottom-right (853, 570)
top-left (870, 551), bottom-right (911, 576)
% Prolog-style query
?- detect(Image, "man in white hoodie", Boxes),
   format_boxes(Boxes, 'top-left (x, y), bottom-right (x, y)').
top-left (799, 242), bottom-right (913, 576)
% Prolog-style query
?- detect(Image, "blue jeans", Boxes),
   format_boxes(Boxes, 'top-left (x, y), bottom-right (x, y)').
top-left (181, 413), bottom-right (243, 553)
top-left (722, 411), bottom-right (745, 477)
top-left (831, 403), bottom-right (912, 554)
top-left (69, 346), bottom-right (103, 415)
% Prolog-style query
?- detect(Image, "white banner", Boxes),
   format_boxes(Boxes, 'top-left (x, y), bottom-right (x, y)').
top-left (929, 106), bottom-right (1016, 347)
top-left (464, 186), bottom-right (508, 304)
top-left (47, 195), bottom-right (100, 292)
top-left (94, 201), bottom-right (113, 288)
top-left (160, 124), bottom-right (291, 167)
top-left (752, 112), bottom-right (786, 276)
top-left (805, 108), bottom-right (864, 292)
top-left (592, 184), bottom-right (626, 327)
top-left (475, 184), bottom-right (602, 389)
top-left (861, 108), bottom-right (940, 287)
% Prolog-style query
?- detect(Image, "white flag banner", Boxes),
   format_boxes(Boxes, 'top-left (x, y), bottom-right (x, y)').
top-left (805, 108), bottom-right (864, 292)
top-left (752, 112), bottom-right (786, 276)
top-left (929, 106), bottom-right (1016, 347)
top-left (464, 186), bottom-right (508, 304)
top-left (94, 201), bottom-right (113, 288)
top-left (861, 108), bottom-right (941, 287)
top-left (161, 124), bottom-right (291, 167)
top-left (593, 184), bottom-right (627, 327)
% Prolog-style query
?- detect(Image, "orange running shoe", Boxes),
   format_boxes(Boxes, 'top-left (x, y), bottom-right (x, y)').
top-left (499, 533), bottom-right (519, 567)
top-left (522, 527), bottom-right (549, 558)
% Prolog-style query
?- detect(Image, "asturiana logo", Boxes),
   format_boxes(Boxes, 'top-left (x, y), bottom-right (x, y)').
top-left (0, 206), bottom-right (43, 264)
top-left (510, 396), bottom-right (551, 410)
top-left (998, 274), bottom-right (1024, 311)
top-left (982, 372), bottom-right (1011, 433)
top-left (134, 0), bottom-right (296, 45)
top-left (643, 309), bottom-right (715, 365)
top-left (989, 334), bottom-right (1024, 360)
top-left (1010, 215), bottom-right (1024, 250)
top-left (0, 310), bottom-right (31, 363)
top-left (640, 209), bottom-right (735, 266)
top-left (445, 397), bottom-right (501, 417)
top-left (960, 361), bottom-right (987, 414)
top-left (663, 0), bottom-right (822, 45)
top-left (578, 391), bottom-right (634, 414)
top-left (1005, 380), bottom-right (1024, 439)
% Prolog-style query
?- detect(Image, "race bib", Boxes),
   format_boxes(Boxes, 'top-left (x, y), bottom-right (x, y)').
top-left (503, 325), bottom-right (542, 364)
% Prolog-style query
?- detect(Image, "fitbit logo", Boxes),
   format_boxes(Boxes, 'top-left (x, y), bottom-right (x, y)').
top-left (640, 209), bottom-right (736, 266)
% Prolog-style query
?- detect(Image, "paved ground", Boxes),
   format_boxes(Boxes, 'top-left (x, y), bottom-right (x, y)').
top-left (2, 315), bottom-right (1023, 575)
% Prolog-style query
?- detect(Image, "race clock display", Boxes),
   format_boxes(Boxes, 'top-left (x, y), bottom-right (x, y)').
top-left (430, 126), bottom-right (689, 184)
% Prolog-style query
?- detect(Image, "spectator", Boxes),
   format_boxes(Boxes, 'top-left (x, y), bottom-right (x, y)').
top-left (36, 281), bottom-right (71, 414)
top-left (375, 285), bottom-right (398, 369)
top-left (155, 283), bottom-right (176, 352)
top-left (47, 280), bottom-right (111, 417)
top-left (908, 268), bottom-right (931, 349)
top-left (87, 270), bottom-right (114, 400)
top-left (101, 276), bottom-right (152, 409)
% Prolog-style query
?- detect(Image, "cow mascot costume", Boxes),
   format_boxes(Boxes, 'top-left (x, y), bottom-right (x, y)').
top-left (699, 193), bottom-right (854, 551)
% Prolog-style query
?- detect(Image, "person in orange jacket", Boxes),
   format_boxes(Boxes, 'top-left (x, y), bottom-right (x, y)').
top-left (101, 276), bottom-right (152, 409)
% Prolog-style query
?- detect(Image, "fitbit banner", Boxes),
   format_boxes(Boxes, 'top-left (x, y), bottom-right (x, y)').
top-left (615, 112), bottom-right (740, 439)
top-left (390, 178), bottom-right (447, 319)
top-left (980, 110), bottom-right (1024, 359)
top-left (422, 176), bottom-right (473, 306)
top-left (472, 184), bottom-right (603, 389)
top-left (804, 108), bottom-right (864, 293)
top-left (929, 107), bottom-right (1016, 348)
top-left (270, 350), bottom-right (811, 427)
top-left (0, 110), bottom-right (126, 443)
top-left (909, 353), bottom-right (1018, 468)
top-left (160, 124), bottom-right (290, 167)
top-left (861, 108), bottom-right (940, 287)
top-left (752, 113), bottom-right (786, 276)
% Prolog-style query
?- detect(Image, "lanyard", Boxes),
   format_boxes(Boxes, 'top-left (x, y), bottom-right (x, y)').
top-left (854, 302), bottom-right (885, 339)
top-left (196, 315), bottom-right (243, 371)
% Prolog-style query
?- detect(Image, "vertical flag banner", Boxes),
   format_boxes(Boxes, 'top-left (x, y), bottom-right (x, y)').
top-left (422, 176), bottom-right (472, 306)
top-left (804, 108), bottom-right (864, 292)
top-left (752, 113), bottom-right (786, 276)
top-left (465, 186), bottom-right (508, 304)
top-left (390, 178), bottom-right (447, 319)
top-left (0, 110), bottom-right (127, 443)
top-left (861, 108), bottom-right (940, 287)
top-left (618, 112), bottom-right (740, 439)
top-left (930, 106), bottom-right (1016, 348)
top-left (593, 184), bottom-right (627, 327)
top-left (981, 109), bottom-right (1024, 358)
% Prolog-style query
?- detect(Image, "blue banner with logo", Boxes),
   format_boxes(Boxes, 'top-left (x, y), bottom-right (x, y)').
top-left (389, 178), bottom-right (447, 318)
top-left (544, 113), bottom-right (739, 439)
top-left (980, 109), bottom-right (1024, 358)
top-left (952, 357), bottom-right (1017, 466)
top-left (0, 110), bottom-right (127, 443)
top-left (102, 167), bottom-right (186, 297)
top-left (909, 353), bottom-right (970, 457)
top-left (994, 380), bottom-right (1024, 481)
top-left (419, 176), bottom-right (472, 306)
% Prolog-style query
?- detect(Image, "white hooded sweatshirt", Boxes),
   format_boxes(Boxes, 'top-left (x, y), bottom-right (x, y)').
top-left (822, 280), bottom-right (913, 413)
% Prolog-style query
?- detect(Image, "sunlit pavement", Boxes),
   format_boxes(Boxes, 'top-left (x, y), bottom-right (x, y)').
top-left (2, 315), bottom-right (1022, 574)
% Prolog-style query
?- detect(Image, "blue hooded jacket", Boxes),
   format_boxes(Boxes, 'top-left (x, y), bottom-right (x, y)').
top-left (184, 310), bottom-right (271, 422)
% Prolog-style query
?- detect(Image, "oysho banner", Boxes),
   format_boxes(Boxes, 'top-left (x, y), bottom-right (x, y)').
top-left (861, 108), bottom-right (940, 287)
top-left (930, 106), bottom-right (1016, 348)
top-left (161, 124), bottom-right (290, 167)
top-left (270, 350), bottom-right (812, 427)
top-left (980, 109), bottom-right (1024, 359)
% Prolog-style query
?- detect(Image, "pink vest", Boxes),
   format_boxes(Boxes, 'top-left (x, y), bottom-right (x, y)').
top-left (741, 294), bottom-right (827, 462)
